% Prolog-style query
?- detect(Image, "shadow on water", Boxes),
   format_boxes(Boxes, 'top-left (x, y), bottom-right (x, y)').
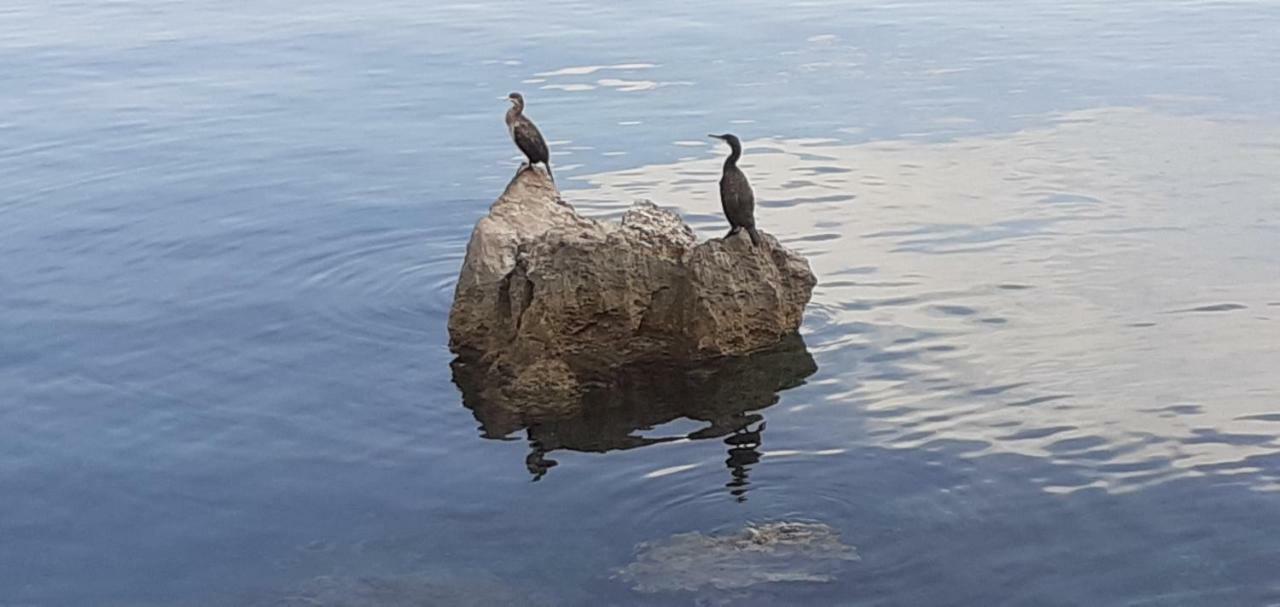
top-left (451, 334), bottom-right (817, 487)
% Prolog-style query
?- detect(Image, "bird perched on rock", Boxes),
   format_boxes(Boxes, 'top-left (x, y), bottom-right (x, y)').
top-left (505, 92), bottom-right (553, 182)
top-left (708, 133), bottom-right (760, 246)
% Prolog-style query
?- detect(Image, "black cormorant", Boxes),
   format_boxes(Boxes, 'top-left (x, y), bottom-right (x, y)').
top-left (505, 92), bottom-right (553, 182)
top-left (708, 133), bottom-right (760, 246)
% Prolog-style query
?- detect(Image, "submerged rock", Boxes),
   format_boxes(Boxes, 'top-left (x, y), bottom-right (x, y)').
top-left (447, 169), bottom-right (817, 406)
top-left (616, 521), bottom-right (859, 593)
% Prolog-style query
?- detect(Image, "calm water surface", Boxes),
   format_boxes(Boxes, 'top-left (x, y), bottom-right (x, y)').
top-left (3, 1), bottom-right (1280, 605)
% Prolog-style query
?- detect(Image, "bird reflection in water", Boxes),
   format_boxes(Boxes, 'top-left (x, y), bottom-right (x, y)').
top-left (724, 421), bottom-right (766, 502)
top-left (451, 334), bottom-right (816, 498)
top-left (523, 435), bottom-right (558, 481)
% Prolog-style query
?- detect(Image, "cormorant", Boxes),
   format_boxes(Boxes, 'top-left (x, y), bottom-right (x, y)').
top-left (505, 92), bottom-right (553, 182)
top-left (708, 133), bottom-right (761, 246)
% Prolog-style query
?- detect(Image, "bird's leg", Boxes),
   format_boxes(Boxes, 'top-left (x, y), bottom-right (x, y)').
top-left (726, 226), bottom-right (740, 239)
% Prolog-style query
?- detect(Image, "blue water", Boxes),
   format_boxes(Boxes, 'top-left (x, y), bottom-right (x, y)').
top-left (3, 1), bottom-right (1280, 605)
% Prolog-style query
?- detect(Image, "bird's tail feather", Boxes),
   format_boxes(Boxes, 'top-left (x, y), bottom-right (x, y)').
top-left (543, 162), bottom-right (555, 183)
top-left (746, 226), bottom-right (761, 247)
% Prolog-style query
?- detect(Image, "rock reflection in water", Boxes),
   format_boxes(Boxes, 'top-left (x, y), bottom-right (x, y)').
top-left (452, 334), bottom-right (816, 489)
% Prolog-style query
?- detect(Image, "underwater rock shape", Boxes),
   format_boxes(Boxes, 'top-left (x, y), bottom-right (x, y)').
top-left (447, 168), bottom-right (817, 406)
top-left (616, 521), bottom-right (859, 593)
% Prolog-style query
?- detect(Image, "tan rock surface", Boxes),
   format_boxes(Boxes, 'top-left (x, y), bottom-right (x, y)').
top-left (447, 169), bottom-right (816, 404)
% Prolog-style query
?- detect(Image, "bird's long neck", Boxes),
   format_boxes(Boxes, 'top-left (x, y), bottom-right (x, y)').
top-left (724, 142), bottom-right (741, 168)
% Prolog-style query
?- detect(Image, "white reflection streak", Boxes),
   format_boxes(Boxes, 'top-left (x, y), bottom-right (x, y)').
top-left (644, 463), bottom-right (702, 478)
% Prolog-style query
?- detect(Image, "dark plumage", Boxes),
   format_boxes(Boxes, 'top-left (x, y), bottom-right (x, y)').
top-left (505, 92), bottom-right (553, 182)
top-left (708, 133), bottom-right (760, 246)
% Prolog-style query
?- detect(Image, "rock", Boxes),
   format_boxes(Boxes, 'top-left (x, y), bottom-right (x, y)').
top-left (448, 169), bottom-right (817, 405)
top-left (616, 521), bottom-right (859, 593)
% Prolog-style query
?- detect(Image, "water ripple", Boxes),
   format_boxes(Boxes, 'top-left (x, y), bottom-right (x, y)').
top-left (274, 224), bottom-right (458, 345)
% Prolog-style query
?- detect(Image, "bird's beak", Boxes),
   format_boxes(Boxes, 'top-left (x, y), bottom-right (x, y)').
top-left (708, 134), bottom-right (724, 140)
